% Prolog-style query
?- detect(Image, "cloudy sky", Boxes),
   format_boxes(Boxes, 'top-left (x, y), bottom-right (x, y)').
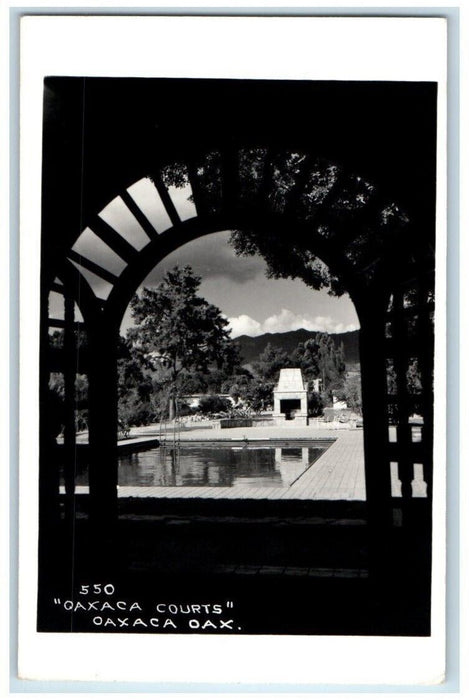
top-left (120, 230), bottom-right (359, 337)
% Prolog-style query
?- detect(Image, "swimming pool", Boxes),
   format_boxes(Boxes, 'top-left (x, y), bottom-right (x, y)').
top-left (115, 442), bottom-right (330, 489)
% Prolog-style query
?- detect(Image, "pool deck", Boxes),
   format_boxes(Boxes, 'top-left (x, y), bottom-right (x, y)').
top-left (67, 423), bottom-right (368, 501)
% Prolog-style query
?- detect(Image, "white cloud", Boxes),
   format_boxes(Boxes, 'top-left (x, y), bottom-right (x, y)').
top-left (228, 308), bottom-right (359, 337)
top-left (227, 314), bottom-right (263, 338)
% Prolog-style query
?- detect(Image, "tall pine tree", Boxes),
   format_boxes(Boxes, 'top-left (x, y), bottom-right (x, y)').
top-left (128, 266), bottom-right (238, 420)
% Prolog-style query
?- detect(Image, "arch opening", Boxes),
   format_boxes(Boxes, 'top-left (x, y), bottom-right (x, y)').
top-left (112, 228), bottom-right (365, 498)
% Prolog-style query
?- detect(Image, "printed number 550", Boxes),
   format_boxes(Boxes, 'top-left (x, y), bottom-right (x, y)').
top-left (79, 583), bottom-right (115, 595)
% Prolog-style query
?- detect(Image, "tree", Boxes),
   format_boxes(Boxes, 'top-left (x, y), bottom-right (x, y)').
top-left (155, 153), bottom-right (410, 299)
top-left (342, 373), bottom-right (362, 415)
top-left (241, 380), bottom-right (275, 413)
top-left (230, 228), bottom-right (343, 295)
top-left (316, 333), bottom-right (346, 402)
top-left (228, 383), bottom-right (241, 405)
top-left (220, 371), bottom-right (252, 395)
top-left (253, 343), bottom-right (290, 381)
top-left (228, 152), bottom-right (408, 295)
top-left (48, 327), bottom-right (89, 351)
top-left (117, 342), bottom-right (155, 426)
top-left (49, 372), bottom-right (89, 431)
top-left (386, 357), bottom-right (423, 421)
top-left (178, 371), bottom-right (209, 395)
top-left (290, 338), bottom-right (321, 381)
top-left (128, 265), bottom-right (239, 420)
top-left (308, 391), bottom-right (324, 417)
top-left (198, 394), bottom-right (231, 415)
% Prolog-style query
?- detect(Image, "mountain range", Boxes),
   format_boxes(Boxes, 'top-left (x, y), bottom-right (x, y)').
top-left (234, 328), bottom-right (360, 367)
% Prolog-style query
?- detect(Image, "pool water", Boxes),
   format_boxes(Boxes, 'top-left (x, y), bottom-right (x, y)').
top-left (117, 444), bottom-right (328, 488)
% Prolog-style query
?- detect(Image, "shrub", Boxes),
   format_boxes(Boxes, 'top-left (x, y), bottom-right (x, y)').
top-left (308, 391), bottom-right (323, 417)
top-left (177, 400), bottom-right (194, 417)
top-left (198, 394), bottom-right (232, 415)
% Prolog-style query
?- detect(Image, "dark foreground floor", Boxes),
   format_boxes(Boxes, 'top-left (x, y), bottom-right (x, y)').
top-left (37, 498), bottom-right (432, 636)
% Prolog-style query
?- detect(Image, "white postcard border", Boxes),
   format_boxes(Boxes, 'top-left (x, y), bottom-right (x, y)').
top-left (18, 15), bottom-right (447, 685)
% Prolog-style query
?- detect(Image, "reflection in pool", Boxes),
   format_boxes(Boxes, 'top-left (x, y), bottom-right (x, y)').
top-left (115, 445), bottom-right (328, 488)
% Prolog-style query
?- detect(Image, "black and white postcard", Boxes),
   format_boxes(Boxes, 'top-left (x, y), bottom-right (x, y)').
top-left (18, 15), bottom-right (447, 685)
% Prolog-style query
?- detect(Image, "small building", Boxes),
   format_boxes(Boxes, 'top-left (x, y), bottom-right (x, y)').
top-left (273, 368), bottom-right (309, 426)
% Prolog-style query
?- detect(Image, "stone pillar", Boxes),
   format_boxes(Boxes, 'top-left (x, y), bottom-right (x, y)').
top-left (274, 396), bottom-right (282, 415)
top-left (300, 394), bottom-right (308, 416)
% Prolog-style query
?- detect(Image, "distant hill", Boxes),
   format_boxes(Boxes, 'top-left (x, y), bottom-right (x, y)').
top-left (234, 328), bottom-right (360, 367)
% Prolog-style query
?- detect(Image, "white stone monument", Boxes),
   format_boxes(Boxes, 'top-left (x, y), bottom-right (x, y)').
top-left (273, 368), bottom-right (309, 426)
